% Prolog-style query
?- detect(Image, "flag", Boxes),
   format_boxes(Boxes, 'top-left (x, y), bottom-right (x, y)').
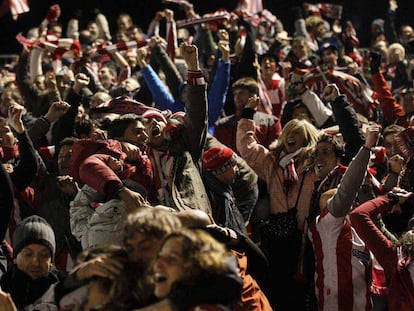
top-left (320, 3), bottom-right (343, 19)
top-left (7, 0), bottom-right (29, 20)
top-left (304, 3), bottom-right (343, 20)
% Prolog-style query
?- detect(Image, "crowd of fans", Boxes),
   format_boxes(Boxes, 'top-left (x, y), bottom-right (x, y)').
top-left (0, 0), bottom-right (414, 310)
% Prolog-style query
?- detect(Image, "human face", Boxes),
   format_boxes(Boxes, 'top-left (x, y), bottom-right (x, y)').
top-left (1, 92), bottom-right (18, 117)
top-left (401, 25), bottom-right (413, 42)
top-left (50, 25), bottom-right (62, 38)
top-left (321, 49), bottom-right (338, 68)
top-left (128, 27), bottom-right (144, 41)
top-left (126, 53), bottom-right (138, 68)
top-left (260, 57), bottom-right (277, 79)
top-left (58, 144), bottom-right (72, 175)
top-left (283, 127), bottom-right (307, 154)
top-left (215, 164), bottom-right (239, 185)
top-left (15, 244), bottom-right (52, 280)
top-left (388, 48), bottom-right (404, 64)
top-left (153, 237), bottom-right (185, 299)
top-left (98, 67), bottom-right (115, 88)
top-left (403, 90), bottom-right (414, 114)
top-left (292, 40), bottom-right (308, 60)
top-left (87, 22), bottom-right (99, 40)
top-left (76, 105), bottom-right (87, 121)
top-left (118, 15), bottom-right (132, 32)
top-left (125, 232), bottom-right (162, 267)
top-left (233, 88), bottom-right (252, 110)
top-left (314, 142), bottom-right (340, 179)
top-left (90, 92), bottom-right (111, 109)
top-left (122, 120), bottom-right (149, 146)
top-left (33, 75), bottom-right (46, 92)
top-left (383, 133), bottom-right (402, 157)
top-left (144, 117), bottom-right (167, 148)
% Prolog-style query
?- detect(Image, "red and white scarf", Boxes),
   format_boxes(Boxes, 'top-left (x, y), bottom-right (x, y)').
top-left (279, 148), bottom-right (302, 190)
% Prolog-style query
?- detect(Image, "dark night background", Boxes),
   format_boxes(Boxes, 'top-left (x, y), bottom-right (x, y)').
top-left (1, 0), bottom-right (414, 54)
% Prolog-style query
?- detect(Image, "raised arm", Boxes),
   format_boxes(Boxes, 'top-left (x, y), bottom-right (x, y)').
top-left (180, 42), bottom-right (208, 161)
top-left (323, 83), bottom-right (365, 165)
top-left (327, 125), bottom-right (380, 217)
top-left (7, 105), bottom-right (38, 189)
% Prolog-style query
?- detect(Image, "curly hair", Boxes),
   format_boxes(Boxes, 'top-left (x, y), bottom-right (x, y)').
top-left (399, 230), bottom-right (414, 259)
top-left (122, 207), bottom-right (182, 242)
top-left (160, 229), bottom-right (230, 283)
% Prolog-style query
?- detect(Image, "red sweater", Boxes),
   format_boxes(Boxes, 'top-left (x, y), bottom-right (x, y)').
top-left (350, 196), bottom-right (414, 311)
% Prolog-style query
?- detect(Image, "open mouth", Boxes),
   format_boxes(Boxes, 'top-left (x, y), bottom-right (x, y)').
top-left (151, 127), bottom-right (161, 137)
top-left (154, 274), bottom-right (167, 283)
top-left (287, 139), bottom-right (296, 146)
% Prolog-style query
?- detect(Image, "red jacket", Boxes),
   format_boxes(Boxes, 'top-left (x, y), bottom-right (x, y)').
top-left (350, 196), bottom-right (414, 311)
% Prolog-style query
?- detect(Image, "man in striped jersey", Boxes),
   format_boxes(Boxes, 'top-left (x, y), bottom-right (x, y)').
top-left (308, 124), bottom-right (380, 310)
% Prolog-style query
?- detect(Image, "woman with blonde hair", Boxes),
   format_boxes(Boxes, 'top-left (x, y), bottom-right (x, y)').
top-left (237, 95), bottom-right (320, 309)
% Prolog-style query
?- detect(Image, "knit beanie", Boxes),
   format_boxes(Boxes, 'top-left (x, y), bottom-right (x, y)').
top-left (13, 216), bottom-right (56, 259)
top-left (142, 109), bottom-right (168, 124)
top-left (203, 146), bottom-right (238, 176)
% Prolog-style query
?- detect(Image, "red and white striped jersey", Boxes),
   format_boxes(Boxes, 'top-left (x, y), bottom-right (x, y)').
top-left (309, 208), bottom-right (372, 311)
top-left (258, 73), bottom-right (286, 118)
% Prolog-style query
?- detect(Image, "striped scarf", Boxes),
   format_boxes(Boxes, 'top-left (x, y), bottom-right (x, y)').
top-left (279, 148), bottom-right (302, 190)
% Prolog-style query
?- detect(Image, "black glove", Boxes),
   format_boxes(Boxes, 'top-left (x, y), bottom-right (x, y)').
top-left (369, 51), bottom-right (382, 74)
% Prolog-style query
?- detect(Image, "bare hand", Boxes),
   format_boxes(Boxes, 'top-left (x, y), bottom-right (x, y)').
top-left (217, 29), bottom-right (229, 42)
top-left (364, 124), bottom-right (380, 149)
top-left (118, 187), bottom-right (149, 212)
top-left (107, 156), bottom-right (123, 173)
top-left (121, 142), bottom-right (143, 162)
top-left (179, 43), bottom-right (199, 71)
top-left (137, 47), bottom-right (148, 68)
top-left (56, 175), bottom-right (79, 196)
top-left (164, 9), bottom-right (174, 22)
top-left (218, 40), bottom-right (230, 62)
top-left (7, 105), bottom-right (25, 134)
top-left (45, 72), bottom-right (58, 90)
top-left (73, 73), bottom-right (90, 94)
top-left (391, 187), bottom-right (413, 205)
top-left (2, 163), bottom-right (13, 174)
top-left (44, 101), bottom-right (70, 123)
top-left (148, 36), bottom-right (167, 49)
top-left (76, 256), bottom-right (123, 281)
top-left (322, 84), bottom-right (340, 102)
top-left (245, 95), bottom-right (260, 110)
top-left (389, 0), bottom-right (398, 11)
top-left (0, 291), bottom-right (17, 311)
top-left (154, 11), bottom-right (165, 22)
top-left (90, 128), bottom-right (107, 141)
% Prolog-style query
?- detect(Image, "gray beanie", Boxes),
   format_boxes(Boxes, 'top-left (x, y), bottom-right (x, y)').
top-left (13, 216), bottom-right (56, 259)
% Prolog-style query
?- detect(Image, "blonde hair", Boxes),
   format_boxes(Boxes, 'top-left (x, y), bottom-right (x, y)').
top-left (273, 119), bottom-right (320, 165)
top-left (388, 43), bottom-right (406, 62)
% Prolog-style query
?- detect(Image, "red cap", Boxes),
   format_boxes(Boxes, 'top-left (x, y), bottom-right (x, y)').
top-left (202, 146), bottom-right (237, 175)
top-left (142, 110), bottom-right (167, 124)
